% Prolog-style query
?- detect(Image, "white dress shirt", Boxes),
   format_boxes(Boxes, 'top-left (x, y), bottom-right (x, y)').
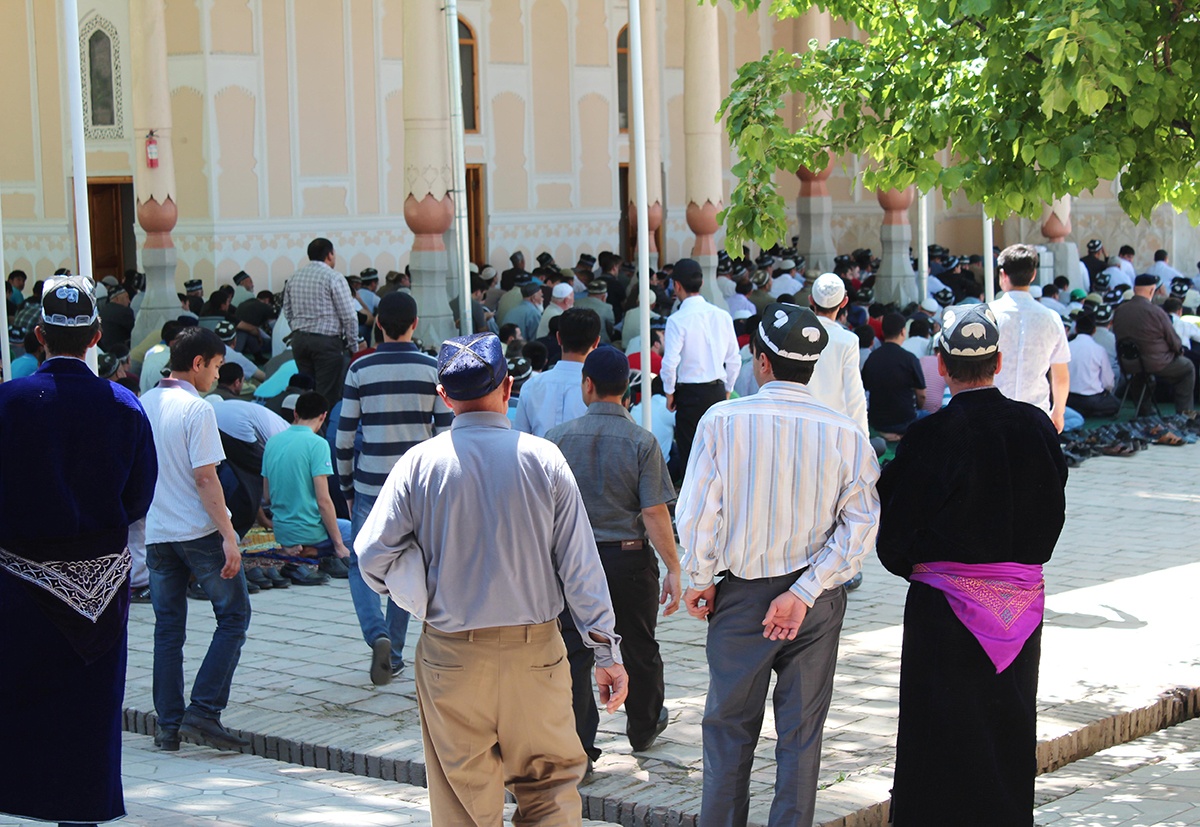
top-left (1103, 264), bottom-right (1133, 290)
top-left (1118, 257), bottom-right (1138, 285)
top-left (513, 359), bottom-right (588, 437)
top-left (677, 381), bottom-right (880, 606)
top-left (1039, 296), bottom-right (1070, 317)
top-left (806, 315), bottom-right (869, 434)
top-left (1171, 314), bottom-right (1200, 347)
top-left (990, 290), bottom-right (1071, 413)
top-left (660, 295), bottom-right (740, 394)
top-left (900, 336), bottom-right (932, 360)
top-left (769, 272), bottom-right (803, 297)
top-left (1067, 333), bottom-right (1115, 396)
top-left (1147, 260), bottom-right (1184, 282)
top-left (207, 396), bottom-right (290, 445)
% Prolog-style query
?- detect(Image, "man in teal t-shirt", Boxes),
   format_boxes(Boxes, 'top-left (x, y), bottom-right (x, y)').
top-left (262, 391), bottom-right (351, 578)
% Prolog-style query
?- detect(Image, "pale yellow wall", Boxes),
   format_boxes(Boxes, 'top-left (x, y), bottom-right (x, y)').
top-left (381, 0), bottom-right (403, 60)
top-left (664, 0), bottom-right (684, 69)
top-left (351, 0), bottom-right (380, 214)
top-left (164, 0), bottom-right (201, 54)
top-left (35, 0), bottom-right (66, 220)
top-left (211, 0), bottom-right (254, 54)
top-left (172, 87), bottom-right (210, 219)
top-left (0, 3), bottom-right (36, 187)
top-left (385, 92), bottom-right (407, 210)
top-left (578, 95), bottom-right (612, 208)
top-left (492, 93), bottom-right (528, 211)
top-left (295, 2), bottom-right (348, 177)
top-left (262, 0), bottom-right (294, 216)
top-left (576, 0), bottom-right (609, 66)
top-left (489, 0), bottom-right (524, 64)
top-left (215, 88), bottom-right (260, 218)
top-left (531, 0), bottom-right (571, 176)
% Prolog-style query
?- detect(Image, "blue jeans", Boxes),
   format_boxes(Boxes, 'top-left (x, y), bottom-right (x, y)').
top-left (311, 517), bottom-right (353, 557)
top-left (349, 493), bottom-right (409, 669)
top-left (148, 532), bottom-right (251, 730)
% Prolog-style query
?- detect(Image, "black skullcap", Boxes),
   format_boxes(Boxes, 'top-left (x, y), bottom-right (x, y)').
top-left (756, 303), bottom-right (828, 362)
top-left (936, 304), bottom-right (1000, 358)
top-left (1134, 273), bottom-right (1160, 287)
top-left (1087, 239), bottom-right (1103, 253)
top-left (41, 276), bottom-right (98, 327)
top-left (583, 345), bottom-right (629, 387)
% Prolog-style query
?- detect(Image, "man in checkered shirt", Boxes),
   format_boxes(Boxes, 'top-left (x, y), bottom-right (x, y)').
top-left (282, 237), bottom-right (361, 404)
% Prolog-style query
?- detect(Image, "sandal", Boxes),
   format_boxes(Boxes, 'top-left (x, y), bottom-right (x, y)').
top-left (1155, 431), bottom-right (1185, 446)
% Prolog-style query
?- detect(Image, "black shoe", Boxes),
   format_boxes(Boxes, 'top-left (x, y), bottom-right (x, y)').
top-left (186, 581), bottom-right (207, 601)
top-left (154, 727), bottom-right (180, 751)
top-left (370, 637), bottom-right (392, 687)
top-left (630, 707), bottom-right (669, 752)
top-left (130, 586), bottom-right (153, 604)
top-left (845, 572), bottom-right (864, 592)
top-left (263, 567), bottom-right (289, 589)
top-left (319, 556), bottom-right (350, 579)
top-left (245, 568), bottom-right (273, 590)
top-left (179, 713), bottom-right (249, 751)
top-left (246, 579), bottom-right (260, 594)
top-left (282, 563), bottom-right (329, 586)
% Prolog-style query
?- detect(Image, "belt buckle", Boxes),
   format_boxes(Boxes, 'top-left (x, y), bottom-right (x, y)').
top-left (621, 539), bottom-right (641, 551)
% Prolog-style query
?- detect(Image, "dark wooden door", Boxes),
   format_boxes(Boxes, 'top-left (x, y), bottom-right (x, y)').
top-left (88, 182), bottom-right (123, 280)
top-left (465, 165), bottom-right (486, 266)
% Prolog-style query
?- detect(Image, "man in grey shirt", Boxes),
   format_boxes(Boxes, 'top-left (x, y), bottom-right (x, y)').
top-left (548, 345), bottom-right (681, 765)
top-left (356, 332), bottom-right (627, 826)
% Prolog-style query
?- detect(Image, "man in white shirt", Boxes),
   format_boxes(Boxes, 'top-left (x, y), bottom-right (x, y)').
top-left (514, 307), bottom-right (601, 436)
top-left (1066, 313), bottom-right (1120, 418)
top-left (141, 326), bottom-right (251, 753)
top-left (989, 244), bottom-right (1071, 432)
top-left (537, 282), bottom-right (575, 338)
top-left (140, 319), bottom-right (185, 394)
top-left (1038, 283), bottom-right (1071, 318)
top-left (660, 259), bottom-right (741, 471)
top-left (679, 302), bottom-right (879, 827)
top-left (769, 259), bottom-right (803, 298)
top-left (901, 317), bottom-right (934, 360)
top-left (231, 271), bottom-right (256, 307)
top-left (1146, 250), bottom-right (1184, 282)
top-left (1165, 296), bottom-right (1200, 349)
top-left (1115, 244), bottom-right (1139, 285)
top-left (806, 273), bottom-right (868, 434)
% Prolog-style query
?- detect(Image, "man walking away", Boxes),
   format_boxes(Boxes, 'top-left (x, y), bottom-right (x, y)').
top-left (357, 332), bottom-right (627, 826)
top-left (514, 307), bottom-right (601, 436)
top-left (283, 237), bottom-right (361, 404)
top-left (660, 258), bottom-right (740, 472)
top-left (337, 291), bottom-right (451, 685)
top-left (141, 326), bottom-right (251, 753)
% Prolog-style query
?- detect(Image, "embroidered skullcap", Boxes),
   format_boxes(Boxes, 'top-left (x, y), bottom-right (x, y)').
top-left (437, 333), bottom-right (508, 400)
top-left (933, 287), bottom-right (956, 307)
top-left (214, 320), bottom-right (237, 342)
top-left (810, 273), bottom-right (846, 309)
top-left (750, 269), bottom-right (770, 287)
top-left (756, 303), bottom-right (828, 362)
top-left (41, 275), bottom-right (98, 328)
top-left (1103, 287), bottom-right (1125, 305)
top-left (520, 282), bottom-right (542, 298)
top-left (936, 304), bottom-right (1000, 358)
top-left (1087, 238), bottom-right (1103, 253)
top-left (1070, 288), bottom-right (1087, 301)
top-left (360, 268), bottom-right (379, 283)
top-left (97, 352), bottom-right (121, 379)
top-left (755, 253), bottom-right (775, 269)
top-left (778, 259), bottom-right (796, 271)
top-left (507, 356), bottom-right (532, 384)
top-left (184, 279), bottom-right (204, 293)
top-left (536, 252), bottom-right (556, 268)
top-left (575, 253), bottom-right (596, 272)
top-left (1093, 303), bottom-right (1114, 323)
top-left (233, 271), bottom-right (251, 285)
top-left (586, 279), bottom-right (608, 295)
top-left (1092, 271), bottom-right (1111, 289)
top-left (1171, 276), bottom-right (1193, 297)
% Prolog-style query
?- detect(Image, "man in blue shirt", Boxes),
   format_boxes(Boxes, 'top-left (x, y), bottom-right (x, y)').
top-left (513, 307), bottom-right (601, 436)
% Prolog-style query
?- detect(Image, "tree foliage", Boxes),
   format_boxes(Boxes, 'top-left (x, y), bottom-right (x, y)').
top-left (718, 0), bottom-right (1200, 253)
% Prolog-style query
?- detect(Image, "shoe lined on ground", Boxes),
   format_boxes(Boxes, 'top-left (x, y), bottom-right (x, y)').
top-left (281, 563), bottom-right (329, 586)
top-left (179, 712), bottom-right (249, 751)
top-left (263, 567), bottom-right (289, 589)
top-left (318, 556), bottom-right (350, 579)
top-left (245, 568), bottom-right (273, 590)
top-left (130, 586), bottom-right (153, 604)
top-left (370, 637), bottom-right (392, 687)
top-left (154, 727), bottom-right (180, 751)
top-left (246, 579), bottom-right (260, 594)
top-left (630, 707), bottom-right (669, 752)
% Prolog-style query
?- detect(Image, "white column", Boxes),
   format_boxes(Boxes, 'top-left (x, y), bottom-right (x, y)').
top-left (683, 0), bottom-right (724, 307)
top-left (792, 10), bottom-right (836, 274)
top-left (1040, 196), bottom-right (1083, 291)
top-left (628, 0), bottom-right (662, 269)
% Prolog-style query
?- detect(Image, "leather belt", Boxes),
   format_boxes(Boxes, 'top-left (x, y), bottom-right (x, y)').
top-left (596, 539), bottom-right (645, 552)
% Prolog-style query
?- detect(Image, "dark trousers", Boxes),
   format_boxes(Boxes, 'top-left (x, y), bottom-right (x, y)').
top-left (700, 575), bottom-right (846, 827)
top-left (1130, 354), bottom-right (1196, 414)
top-left (674, 381), bottom-right (727, 473)
top-left (292, 331), bottom-right (349, 405)
top-left (1066, 390), bottom-right (1121, 418)
top-left (560, 546), bottom-right (665, 759)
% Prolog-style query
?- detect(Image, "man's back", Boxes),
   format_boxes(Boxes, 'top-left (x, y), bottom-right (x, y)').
top-left (576, 296), bottom-right (616, 341)
top-left (513, 360), bottom-right (587, 436)
top-left (1113, 296), bottom-right (1181, 372)
top-left (807, 317), bottom-right (868, 433)
top-left (263, 425), bottom-right (333, 546)
top-left (336, 343), bottom-right (451, 497)
top-left (990, 291), bottom-right (1070, 411)
top-left (1067, 333), bottom-right (1113, 395)
top-left (660, 296), bottom-right (739, 390)
top-left (283, 260), bottom-right (355, 341)
top-left (141, 379), bottom-right (226, 544)
top-left (861, 342), bottom-right (924, 428)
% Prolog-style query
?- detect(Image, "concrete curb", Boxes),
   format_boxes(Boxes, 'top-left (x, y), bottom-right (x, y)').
top-left (122, 685), bottom-right (1200, 827)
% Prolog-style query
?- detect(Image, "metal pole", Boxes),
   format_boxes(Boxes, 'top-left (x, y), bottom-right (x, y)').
top-left (0, 199), bottom-right (11, 382)
top-left (62, 0), bottom-right (97, 371)
top-left (444, 0), bottom-right (471, 337)
top-left (983, 208), bottom-right (996, 302)
top-left (917, 191), bottom-right (929, 299)
top-left (630, 0), bottom-right (652, 428)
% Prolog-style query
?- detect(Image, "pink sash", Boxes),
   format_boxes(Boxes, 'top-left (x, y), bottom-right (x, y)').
top-left (909, 561), bottom-right (1044, 674)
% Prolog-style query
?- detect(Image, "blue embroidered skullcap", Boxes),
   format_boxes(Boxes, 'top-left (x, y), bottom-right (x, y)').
top-left (41, 275), bottom-right (98, 327)
top-left (936, 304), bottom-right (1000, 358)
top-left (437, 333), bottom-right (508, 400)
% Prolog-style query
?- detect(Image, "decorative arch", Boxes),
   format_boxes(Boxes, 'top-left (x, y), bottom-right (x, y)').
top-left (80, 14), bottom-right (123, 139)
top-left (617, 25), bottom-right (629, 133)
top-left (459, 16), bottom-right (480, 132)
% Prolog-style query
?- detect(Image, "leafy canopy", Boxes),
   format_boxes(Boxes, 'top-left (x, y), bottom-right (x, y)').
top-left (718, 0), bottom-right (1200, 254)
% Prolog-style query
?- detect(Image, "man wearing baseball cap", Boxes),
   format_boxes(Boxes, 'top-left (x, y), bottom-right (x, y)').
top-left (0, 275), bottom-right (158, 825)
top-left (356, 332), bottom-right (626, 825)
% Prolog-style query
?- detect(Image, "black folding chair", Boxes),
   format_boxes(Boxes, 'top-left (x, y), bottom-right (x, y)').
top-left (1116, 338), bottom-right (1161, 419)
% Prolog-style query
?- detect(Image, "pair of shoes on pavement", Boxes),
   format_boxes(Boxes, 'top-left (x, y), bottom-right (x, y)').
top-left (319, 556), bottom-right (350, 579)
top-left (130, 586), bottom-right (152, 604)
top-left (281, 562), bottom-right (329, 586)
top-left (179, 712), bottom-right (250, 751)
top-left (630, 707), bottom-right (669, 752)
top-left (262, 567), bottom-right (289, 588)
top-left (245, 568), bottom-right (275, 591)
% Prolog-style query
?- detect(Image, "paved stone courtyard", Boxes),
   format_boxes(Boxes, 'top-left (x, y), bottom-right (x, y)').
top-left (7, 441), bottom-right (1200, 826)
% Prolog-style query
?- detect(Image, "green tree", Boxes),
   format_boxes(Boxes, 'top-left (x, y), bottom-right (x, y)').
top-left (719, 0), bottom-right (1200, 253)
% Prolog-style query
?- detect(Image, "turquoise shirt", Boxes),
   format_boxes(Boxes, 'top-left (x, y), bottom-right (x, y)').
top-left (9, 353), bottom-right (38, 379)
top-left (262, 424), bottom-right (334, 546)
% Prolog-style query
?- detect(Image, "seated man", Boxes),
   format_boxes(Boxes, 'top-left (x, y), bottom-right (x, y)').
top-left (262, 391), bottom-right (351, 584)
top-left (861, 312), bottom-right (927, 438)
top-left (1113, 275), bottom-right (1195, 414)
top-left (1066, 313), bottom-right (1121, 418)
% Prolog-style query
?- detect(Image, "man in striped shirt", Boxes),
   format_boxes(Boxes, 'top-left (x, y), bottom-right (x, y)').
top-left (678, 303), bottom-right (880, 827)
top-left (336, 292), bottom-right (452, 685)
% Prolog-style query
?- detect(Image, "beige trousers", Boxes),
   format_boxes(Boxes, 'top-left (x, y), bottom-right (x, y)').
top-left (415, 620), bottom-right (587, 827)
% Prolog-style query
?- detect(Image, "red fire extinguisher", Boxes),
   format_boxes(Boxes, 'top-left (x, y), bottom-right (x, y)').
top-left (146, 130), bottom-right (159, 169)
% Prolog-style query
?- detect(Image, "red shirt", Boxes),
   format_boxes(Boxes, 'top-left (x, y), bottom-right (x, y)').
top-left (627, 350), bottom-right (662, 376)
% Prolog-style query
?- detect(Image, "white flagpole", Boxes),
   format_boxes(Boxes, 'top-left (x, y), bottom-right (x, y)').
top-left (917, 192), bottom-right (929, 300)
top-left (983, 208), bottom-right (996, 302)
top-left (629, 0), bottom-right (652, 428)
top-left (61, 0), bottom-right (97, 371)
top-left (444, 0), bottom-right (471, 336)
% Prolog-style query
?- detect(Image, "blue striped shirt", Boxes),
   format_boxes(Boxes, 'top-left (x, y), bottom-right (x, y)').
top-left (676, 381), bottom-right (880, 606)
top-left (336, 343), bottom-right (453, 497)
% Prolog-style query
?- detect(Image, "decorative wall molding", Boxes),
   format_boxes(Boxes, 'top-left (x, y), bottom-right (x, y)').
top-left (80, 13), bottom-right (124, 140)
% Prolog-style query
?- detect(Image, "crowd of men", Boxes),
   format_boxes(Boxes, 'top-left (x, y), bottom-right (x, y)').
top-left (2, 231), bottom-right (1198, 827)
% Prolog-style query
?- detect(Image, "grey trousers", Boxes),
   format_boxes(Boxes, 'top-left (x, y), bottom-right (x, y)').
top-left (700, 575), bottom-right (847, 827)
